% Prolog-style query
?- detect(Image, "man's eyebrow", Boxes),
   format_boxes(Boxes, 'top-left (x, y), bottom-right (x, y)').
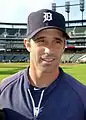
top-left (33, 36), bottom-right (45, 41)
top-left (53, 37), bottom-right (63, 42)
top-left (33, 36), bottom-right (64, 42)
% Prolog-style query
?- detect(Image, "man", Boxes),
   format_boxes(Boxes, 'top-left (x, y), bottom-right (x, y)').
top-left (0, 9), bottom-right (86, 120)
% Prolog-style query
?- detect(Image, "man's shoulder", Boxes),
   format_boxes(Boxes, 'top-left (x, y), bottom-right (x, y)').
top-left (0, 69), bottom-right (25, 94)
top-left (64, 73), bottom-right (86, 91)
top-left (64, 72), bottom-right (86, 106)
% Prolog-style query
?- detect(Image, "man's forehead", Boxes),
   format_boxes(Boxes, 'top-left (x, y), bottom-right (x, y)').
top-left (31, 29), bottom-right (65, 42)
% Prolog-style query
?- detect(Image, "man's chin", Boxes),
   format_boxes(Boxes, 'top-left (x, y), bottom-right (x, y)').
top-left (38, 65), bottom-right (56, 73)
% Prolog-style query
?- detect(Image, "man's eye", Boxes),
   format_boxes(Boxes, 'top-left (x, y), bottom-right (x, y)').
top-left (56, 41), bottom-right (60, 44)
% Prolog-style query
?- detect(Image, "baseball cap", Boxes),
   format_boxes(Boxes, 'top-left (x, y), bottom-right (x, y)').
top-left (27, 9), bottom-right (70, 39)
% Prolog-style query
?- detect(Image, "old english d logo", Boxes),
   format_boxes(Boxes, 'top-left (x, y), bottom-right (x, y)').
top-left (43, 12), bottom-right (52, 23)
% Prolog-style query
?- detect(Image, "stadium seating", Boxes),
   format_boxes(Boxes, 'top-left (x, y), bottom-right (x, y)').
top-left (0, 54), bottom-right (29, 62)
top-left (61, 53), bottom-right (86, 63)
top-left (0, 28), bottom-right (5, 35)
top-left (0, 21), bottom-right (86, 63)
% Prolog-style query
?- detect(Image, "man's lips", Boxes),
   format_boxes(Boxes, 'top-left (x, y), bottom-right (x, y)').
top-left (41, 57), bottom-right (55, 62)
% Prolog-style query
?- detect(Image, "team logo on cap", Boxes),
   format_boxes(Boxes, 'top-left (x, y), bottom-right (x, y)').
top-left (43, 12), bottom-right (52, 23)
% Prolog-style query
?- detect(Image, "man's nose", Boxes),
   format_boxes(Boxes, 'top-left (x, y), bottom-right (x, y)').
top-left (44, 45), bottom-right (53, 54)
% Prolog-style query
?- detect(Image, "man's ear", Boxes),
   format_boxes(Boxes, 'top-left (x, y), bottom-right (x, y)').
top-left (24, 38), bottom-right (31, 52)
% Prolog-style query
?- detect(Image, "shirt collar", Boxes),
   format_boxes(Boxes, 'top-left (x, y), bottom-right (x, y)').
top-left (24, 66), bottom-right (65, 92)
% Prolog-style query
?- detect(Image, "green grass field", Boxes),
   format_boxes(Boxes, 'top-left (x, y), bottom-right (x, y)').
top-left (0, 63), bottom-right (86, 85)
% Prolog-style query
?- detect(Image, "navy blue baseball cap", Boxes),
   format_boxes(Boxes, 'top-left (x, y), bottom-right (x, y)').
top-left (27, 9), bottom-right (69, 39)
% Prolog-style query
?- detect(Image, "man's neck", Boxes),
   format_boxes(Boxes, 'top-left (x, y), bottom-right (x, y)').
top-left (28, 67), bottom-right (60, 88)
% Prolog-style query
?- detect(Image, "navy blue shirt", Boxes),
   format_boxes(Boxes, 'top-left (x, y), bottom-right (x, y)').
top-left (0, 67), bottom-right (86, 120)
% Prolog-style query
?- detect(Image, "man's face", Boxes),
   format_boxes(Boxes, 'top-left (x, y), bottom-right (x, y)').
top-left (25, 29), bottom-right (65, 73)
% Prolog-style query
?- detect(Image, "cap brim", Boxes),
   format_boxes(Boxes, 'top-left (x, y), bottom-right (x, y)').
top-left (27, 26), bottom-right (70, 40)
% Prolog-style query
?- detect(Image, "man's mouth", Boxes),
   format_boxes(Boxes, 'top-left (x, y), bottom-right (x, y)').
top-left (41, 57), bottom-right (55, 62)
